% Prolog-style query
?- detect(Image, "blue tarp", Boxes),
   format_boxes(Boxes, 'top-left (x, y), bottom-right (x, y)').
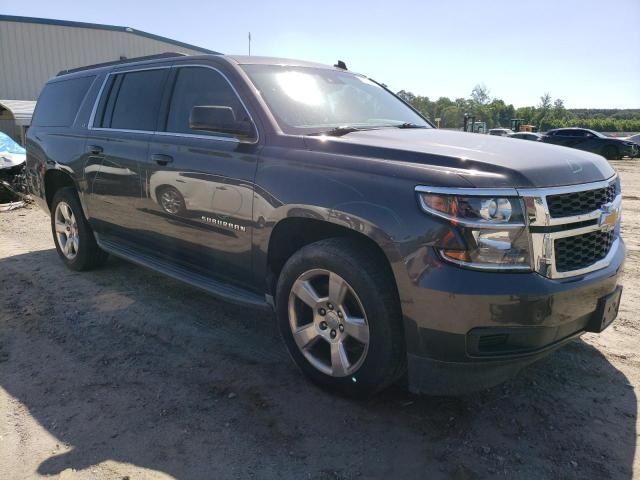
top-left (0, 132), bottom-right (25, 155)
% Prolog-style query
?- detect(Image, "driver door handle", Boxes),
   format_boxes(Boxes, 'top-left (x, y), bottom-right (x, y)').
top-left (151, 153), bottom-right (173, 166)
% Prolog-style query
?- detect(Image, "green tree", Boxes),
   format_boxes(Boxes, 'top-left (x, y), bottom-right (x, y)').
top-left (471, 84), bottom-right (491, 106)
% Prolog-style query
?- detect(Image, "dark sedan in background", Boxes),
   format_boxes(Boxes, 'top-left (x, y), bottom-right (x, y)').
top-left (540, 128), bottom-right (638, 159)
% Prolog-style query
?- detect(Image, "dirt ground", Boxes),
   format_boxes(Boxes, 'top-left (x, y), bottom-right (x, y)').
top-left (0, 162), bottom-right (639, 480)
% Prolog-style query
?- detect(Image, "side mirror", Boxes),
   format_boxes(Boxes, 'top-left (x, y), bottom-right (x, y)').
top-left (189, 106), bottom-right (253, 137)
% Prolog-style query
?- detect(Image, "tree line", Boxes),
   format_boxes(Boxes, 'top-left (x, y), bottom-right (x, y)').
top-left (397, 85), bottom-right (640, 132)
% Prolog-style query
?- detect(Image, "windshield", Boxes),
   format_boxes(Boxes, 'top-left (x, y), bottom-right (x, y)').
top-left (241, 65), bottom-right (430, 135)
top-left (0, 132), bottom-right (25, 154)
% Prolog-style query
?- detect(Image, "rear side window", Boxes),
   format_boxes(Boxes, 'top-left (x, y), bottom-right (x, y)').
top-left (95, 69), bottom-right (168, 131)
top-left (165, 67), bottom-right (247, 135)
top-left (33, 76), bottom-right (95, 127)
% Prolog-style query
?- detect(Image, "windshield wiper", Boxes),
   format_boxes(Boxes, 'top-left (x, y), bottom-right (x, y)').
top-left (308, 123), bottom-right (427, 137)
top-left (308, 126), bottom-right (367, 137)
top-left (393, 122), bottom-right (428, 129)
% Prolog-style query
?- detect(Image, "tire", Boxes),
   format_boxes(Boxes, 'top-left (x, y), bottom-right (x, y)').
top-left (601, 145), bottom-right (619, 160)
top-left (157, 186), bottom-right (186, 215)
top-left (50, 187), bottom-right (108, 271)
top-left (276, 237), bottom-right (405, 397)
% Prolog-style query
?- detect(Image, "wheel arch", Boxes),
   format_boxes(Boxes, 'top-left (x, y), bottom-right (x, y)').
top-left (44, 168), bottom-right (78, 209)
top-left (261, 206), bottom-right (403, 304)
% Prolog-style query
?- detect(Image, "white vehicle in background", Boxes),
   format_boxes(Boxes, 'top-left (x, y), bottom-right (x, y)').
top-left (508, 132), bottom-right (542, 141)
top-left (148, 170), bottom-right (254, 218)
top-left (0, 131), bottom-right (26, 170)
top-left (488, 128), bottom-right (512, 136)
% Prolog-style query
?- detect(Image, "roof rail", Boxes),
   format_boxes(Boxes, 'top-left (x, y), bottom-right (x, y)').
top-left (57, 52), bottom-right (189, 76)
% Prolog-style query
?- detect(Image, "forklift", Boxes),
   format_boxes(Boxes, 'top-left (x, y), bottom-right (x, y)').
top-left (510, 119), bottom-right (537, 133)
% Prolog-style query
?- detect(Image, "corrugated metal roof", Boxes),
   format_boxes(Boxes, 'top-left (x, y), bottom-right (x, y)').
top-left (0, 15), bottom-right (219, 55)
top-left (0, 100), bottom-right (37, 124)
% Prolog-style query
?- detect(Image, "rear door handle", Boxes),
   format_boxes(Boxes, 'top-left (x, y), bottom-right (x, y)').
top-left (151, 153), bottom-right (173, 166)
top-left (87, 145), bottom-right (103, 155)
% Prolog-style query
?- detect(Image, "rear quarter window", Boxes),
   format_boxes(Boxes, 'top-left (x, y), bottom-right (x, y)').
top-left (32, 76), bottom-right (95, 127)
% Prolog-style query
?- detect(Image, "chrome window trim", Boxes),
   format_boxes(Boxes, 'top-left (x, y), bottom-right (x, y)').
top-left (154, 131), bottom-right (240, 143)
top-left (87, 63), bottom-right (258, 145)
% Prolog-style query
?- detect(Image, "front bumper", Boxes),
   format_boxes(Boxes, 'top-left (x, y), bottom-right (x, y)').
top-left (402, 239), bottom-right (625, 395)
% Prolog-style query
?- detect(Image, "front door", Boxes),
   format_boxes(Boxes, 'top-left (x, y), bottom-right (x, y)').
top-left (138, 65), bottom-right (260, 288)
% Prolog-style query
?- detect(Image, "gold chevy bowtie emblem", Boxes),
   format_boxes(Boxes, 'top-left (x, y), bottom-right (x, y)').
top-left (599, 208), bottom-right (619, 232)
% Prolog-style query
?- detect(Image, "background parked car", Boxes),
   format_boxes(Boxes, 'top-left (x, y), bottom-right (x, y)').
top-left (540, 128), bottom-right (638, 160)
top-left (623, 133), bottom-right (640, 147)
top-left (508, 132), bottom-right (541, 141)
top-left (488, 128), bottom-right (512, 136)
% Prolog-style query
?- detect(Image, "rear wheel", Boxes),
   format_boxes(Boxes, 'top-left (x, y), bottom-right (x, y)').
top-left (51, 187), bottom-right (107, 271)
top-left (276, 238), bottom-right (405, 397)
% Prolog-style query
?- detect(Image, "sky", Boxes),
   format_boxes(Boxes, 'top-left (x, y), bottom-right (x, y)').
top-left (3, 0), bottom-right (640, 108)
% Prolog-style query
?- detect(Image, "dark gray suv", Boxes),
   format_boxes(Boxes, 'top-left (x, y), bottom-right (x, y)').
top-left (26, 53), bottom-right (625, 396)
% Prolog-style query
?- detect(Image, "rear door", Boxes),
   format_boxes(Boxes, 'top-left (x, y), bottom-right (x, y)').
top-left (83, 67), bottom-right (170, 242)
top-left (138, 64), bottom-right (260, 287)
top-left (549, 129), bottom-right (573, 146)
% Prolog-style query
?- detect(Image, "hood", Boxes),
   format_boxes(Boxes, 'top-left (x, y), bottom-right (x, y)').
top-left (305, 129), bottom-right (615, 188)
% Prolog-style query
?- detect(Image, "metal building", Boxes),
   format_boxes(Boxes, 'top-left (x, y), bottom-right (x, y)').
top-left (0, 15), bottom-right (218, 143)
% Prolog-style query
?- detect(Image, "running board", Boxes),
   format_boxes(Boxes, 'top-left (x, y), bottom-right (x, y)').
top-left (96, 235), bottom-right (269, 310)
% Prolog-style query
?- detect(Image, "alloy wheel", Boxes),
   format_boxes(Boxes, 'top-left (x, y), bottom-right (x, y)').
top-left (159, 189), bottom-right (182, 214)
top-left (54, 201), bottom-right (79, 260)
top-left (288, 269), bottom-right (370, 377)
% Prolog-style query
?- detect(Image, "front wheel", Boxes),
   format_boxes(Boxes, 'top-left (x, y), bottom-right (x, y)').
top-left (276, 238), bottom-right (405, 397)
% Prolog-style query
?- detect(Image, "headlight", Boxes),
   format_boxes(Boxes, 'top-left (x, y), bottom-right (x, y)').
top-left (418, 191), bottom-right (525, 225)
top-left (416, 188), bottom-right (531, 271)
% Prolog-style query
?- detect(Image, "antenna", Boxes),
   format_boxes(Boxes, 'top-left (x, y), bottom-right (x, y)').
top-left (248, 32), bottom-right (251, 56)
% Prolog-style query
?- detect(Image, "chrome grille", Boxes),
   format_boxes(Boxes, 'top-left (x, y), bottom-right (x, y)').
top-left (554, 230), bottom-right (615, 272)
top-left (547, 183), bottom-right (616, 218)
top-left (519, 176), bottom-right (621, 279)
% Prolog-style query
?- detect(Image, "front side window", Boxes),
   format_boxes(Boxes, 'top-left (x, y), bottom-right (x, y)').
top-left (96, 69), bottom-right (168, 131)
top-left (241, 64), bottom-right (430, 135)
top-left (165, 67), bottom-right (248, 136)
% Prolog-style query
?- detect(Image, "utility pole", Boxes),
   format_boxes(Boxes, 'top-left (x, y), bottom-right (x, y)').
top-left (248, 32), bottom-right (251, 56)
